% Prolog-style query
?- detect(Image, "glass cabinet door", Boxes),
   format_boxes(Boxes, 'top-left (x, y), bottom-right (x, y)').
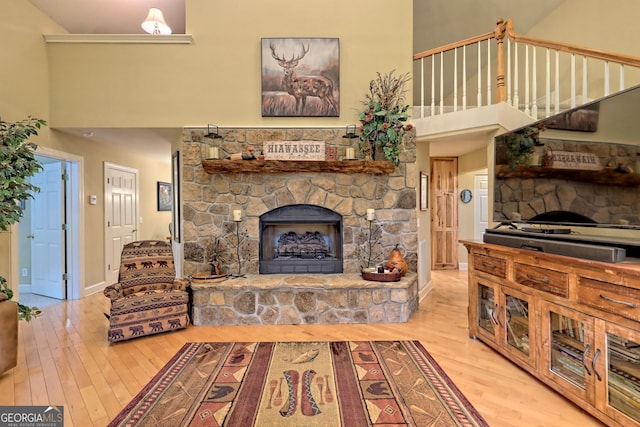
top-left (606, 329), bottom-right (640, 423)
top-left (549, 310), bottom-right (588, 388)
top-left (505, 293), bottom-right (530, 357)
top-left (477, 283), bottom-right (496, 336)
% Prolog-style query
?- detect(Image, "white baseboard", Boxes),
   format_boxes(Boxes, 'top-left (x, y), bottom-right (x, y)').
top-left (419, 278), bottom-right (433, 302)
top-left (84, 281), bottom-right (107, 297)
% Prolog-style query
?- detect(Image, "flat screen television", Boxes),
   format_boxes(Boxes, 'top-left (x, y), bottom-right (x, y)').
top-left (493, 84), bottom-right (640, 231)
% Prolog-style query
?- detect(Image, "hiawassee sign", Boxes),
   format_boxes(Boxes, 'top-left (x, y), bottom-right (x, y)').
top-left (0, 406), bottom-right (64, 427)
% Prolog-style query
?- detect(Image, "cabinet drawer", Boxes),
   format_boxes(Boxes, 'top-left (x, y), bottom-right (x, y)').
top-left (514, 263), bottom-right (568, 297)
top-left (578, 277), bottom-right (640, 322)
top-left (473, 253), bottom-right (507, 278)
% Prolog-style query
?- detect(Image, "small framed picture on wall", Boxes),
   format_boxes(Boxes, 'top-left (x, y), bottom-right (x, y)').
top-left (157, 181), bottom-right (172, 212)
top-left (420, 171), bottom-right (428, 210)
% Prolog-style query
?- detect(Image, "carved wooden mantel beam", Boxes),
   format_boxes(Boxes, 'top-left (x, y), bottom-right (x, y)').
top-left (201, 159), bottom-right (396, 175)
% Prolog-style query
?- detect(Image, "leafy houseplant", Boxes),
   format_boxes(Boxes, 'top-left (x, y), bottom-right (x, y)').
top-left (504, 123), bottom-right (545, 169)
top-left (358, 70), bottom-right (413, 166)
top-left (0, 116), bottom-right (46, 321)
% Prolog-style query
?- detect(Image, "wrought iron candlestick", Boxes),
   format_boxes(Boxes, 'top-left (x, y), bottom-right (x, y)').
top-left (231, 210), bottom-right (246, 278)
top-left (362, 209), bottom-right (383, 269)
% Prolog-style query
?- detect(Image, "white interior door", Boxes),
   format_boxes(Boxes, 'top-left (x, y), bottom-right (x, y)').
top-left (474, 174), bottom-right (489, 241)
top-left (105, 163), bottom-right (138, 285)
top-left (31, 161), bottom-right (65, 299)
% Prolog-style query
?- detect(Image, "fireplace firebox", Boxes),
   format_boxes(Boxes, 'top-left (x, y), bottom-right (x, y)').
top-left (259, 205), bottom-right (343, 274)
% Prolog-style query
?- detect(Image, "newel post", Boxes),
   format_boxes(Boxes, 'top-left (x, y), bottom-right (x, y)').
top-left (494, 18), bottom-right (508, 103)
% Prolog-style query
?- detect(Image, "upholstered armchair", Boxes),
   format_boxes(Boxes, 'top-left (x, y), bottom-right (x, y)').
top-left (103, 240), bottom-right (189, 342)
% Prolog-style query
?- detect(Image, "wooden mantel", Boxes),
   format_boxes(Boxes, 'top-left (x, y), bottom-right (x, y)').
top-left (201, 159), bottom-right (396, 174)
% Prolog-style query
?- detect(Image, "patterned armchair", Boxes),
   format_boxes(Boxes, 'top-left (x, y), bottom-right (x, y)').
top-left (103, 240), bottom-right (189, 342)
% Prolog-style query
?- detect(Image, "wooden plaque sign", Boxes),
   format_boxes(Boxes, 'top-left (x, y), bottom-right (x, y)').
top-left (263, 141), bottom-right (325, 161)
top-left (543, 150), bottom-right (602, 170)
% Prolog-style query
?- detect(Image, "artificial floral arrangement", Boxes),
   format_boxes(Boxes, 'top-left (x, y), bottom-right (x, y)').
top-left (503, 122), bottom-right (546, 169)
top-left (358, 70), bottom-right (413, 166)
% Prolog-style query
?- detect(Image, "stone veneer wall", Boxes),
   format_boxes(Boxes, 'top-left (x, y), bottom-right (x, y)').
top-left (180, 127), bottom-right (418, 276)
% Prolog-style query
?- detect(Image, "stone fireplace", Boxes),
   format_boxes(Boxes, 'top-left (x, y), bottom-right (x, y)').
top-left (260, 204), bottom-right (343, 274)
top-left (180, 126), bottom-right (419, 326)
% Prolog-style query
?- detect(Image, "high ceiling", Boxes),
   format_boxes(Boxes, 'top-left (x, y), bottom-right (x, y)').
top-left (28, 0), bottom-right (186, 34)
top-left (27, 0), bottom-right (566, 160)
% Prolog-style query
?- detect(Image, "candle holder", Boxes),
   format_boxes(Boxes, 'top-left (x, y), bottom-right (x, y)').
top-left (230, 216), bottom-right (246, 278)
top-left (359, 216), bottom-right (383, 270)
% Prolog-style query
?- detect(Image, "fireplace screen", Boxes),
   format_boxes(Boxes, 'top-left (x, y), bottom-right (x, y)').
top-left (260, 205), bottom-right (342, 274)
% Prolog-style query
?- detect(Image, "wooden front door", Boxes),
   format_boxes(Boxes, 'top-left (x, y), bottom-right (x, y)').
top-left (431, 157), bottom-right (458, 269)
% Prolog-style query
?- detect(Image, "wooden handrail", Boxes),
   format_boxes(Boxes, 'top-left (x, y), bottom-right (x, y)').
top-left (412, 17), bottom-right (640, 117)
top-left (413, 31), bottom-right (495, 60)
top-left (413, 18), bottom-right (640, 67)
top-left (502, 19), bottom-right (640, 68)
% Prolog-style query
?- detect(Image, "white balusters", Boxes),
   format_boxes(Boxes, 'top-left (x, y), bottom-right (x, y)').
top-left (582, 56), bottom-right (588, 104)
top-left (570, 54), bottom-right (576, 109)
top-left (524, 44), bottom-right (531, 116)
top-left (453, 47), bottom-right (458, 112)
top-left (513, 42), bottom-right (520, 110)
top-left (431, 56), bottom-right (435, 116)
top-left (532, 46), bottom-right (538, 118)
top-left (545, 49), bottom-right (551, 118)
top-left (604, 61), bottom-right (610, 96)
top-left (486, 40), bottom-right (492, 104)
top-left (477, 41), bottom-right (482, 107)
top-left (554, 50), bottom-right (560, 114)
top-left (507, 39), bottom-right (512, 106)
top-left (420, 57), bottom-right (424, 118)
top-left (439, 52), bottom-right (444, 114)
top-left (462, 45), bottom-right (467, 110)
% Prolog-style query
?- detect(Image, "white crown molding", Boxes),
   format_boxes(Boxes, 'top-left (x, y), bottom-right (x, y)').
top-left (43, 34), bottom-right (194, 44)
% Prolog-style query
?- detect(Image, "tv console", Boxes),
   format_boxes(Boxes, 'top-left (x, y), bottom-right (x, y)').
top-left (483, 227), bottom-right (640, 262)
top-left (462, 240), bottom-right (640, 427)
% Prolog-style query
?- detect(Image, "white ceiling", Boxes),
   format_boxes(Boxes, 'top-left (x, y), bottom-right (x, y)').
top-left (27, 0), bottom-right (566, 160)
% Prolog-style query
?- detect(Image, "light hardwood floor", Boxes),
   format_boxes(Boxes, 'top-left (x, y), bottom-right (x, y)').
top-left (0, 270), bottom-right (605, 427)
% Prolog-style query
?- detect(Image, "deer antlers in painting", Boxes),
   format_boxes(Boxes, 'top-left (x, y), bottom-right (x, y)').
top-left (269, 42), bottom-right (338, 116)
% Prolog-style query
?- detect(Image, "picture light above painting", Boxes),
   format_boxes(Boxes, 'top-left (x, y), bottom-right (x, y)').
top-left (261, 37), bottom-right (340, 117)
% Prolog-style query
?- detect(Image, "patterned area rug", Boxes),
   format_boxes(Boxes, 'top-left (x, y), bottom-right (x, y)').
top-left (109, 341), bottom-right (488, 426)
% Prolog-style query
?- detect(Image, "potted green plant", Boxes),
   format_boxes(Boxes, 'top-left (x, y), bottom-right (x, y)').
top-left (0, 116), bottom-right (46, 321)
top-left (357, 70), bottom-right (413, 166)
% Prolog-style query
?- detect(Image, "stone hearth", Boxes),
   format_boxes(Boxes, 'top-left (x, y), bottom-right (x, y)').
top-left (191, 273), bottom-right (418, 325)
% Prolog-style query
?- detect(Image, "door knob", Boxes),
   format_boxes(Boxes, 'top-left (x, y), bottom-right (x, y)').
top-left (27, 234), bottom-right (34, 239)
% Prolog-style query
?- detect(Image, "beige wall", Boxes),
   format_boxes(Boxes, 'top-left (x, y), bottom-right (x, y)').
top-left (1, 0), bottom-right (414, 296)
top-left (0, 1), bottom-right (63, 292)
top-left (457, 148), bottom-right (489, 264)
top-left (46, 0), bottom-right (413, 128)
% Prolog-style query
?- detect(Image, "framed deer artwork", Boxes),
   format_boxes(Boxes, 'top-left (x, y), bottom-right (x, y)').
top-left (261, 37), bottom-right (340, 117)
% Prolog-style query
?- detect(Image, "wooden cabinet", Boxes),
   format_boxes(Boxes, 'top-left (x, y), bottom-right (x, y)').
top-left (463, 240), bottom-right (640, 427)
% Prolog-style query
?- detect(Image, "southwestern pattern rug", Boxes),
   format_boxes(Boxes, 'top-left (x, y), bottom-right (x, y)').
top-left (109, 341), bottom-right (488, 427)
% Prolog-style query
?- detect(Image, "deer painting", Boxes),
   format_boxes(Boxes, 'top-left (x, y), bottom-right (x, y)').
top-left (265, 40), bottom-right (339, 116)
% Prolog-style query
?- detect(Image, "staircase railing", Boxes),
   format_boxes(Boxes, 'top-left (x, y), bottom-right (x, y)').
top-left (413, 18), bottom-right (640, 119)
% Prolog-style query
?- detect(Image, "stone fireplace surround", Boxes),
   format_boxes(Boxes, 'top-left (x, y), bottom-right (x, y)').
top-left (181, 127), bottom-right (419, 325)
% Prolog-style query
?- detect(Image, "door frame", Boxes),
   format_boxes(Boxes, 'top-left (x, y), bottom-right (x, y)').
top-left (15, 147), bottom-right (84, 300)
